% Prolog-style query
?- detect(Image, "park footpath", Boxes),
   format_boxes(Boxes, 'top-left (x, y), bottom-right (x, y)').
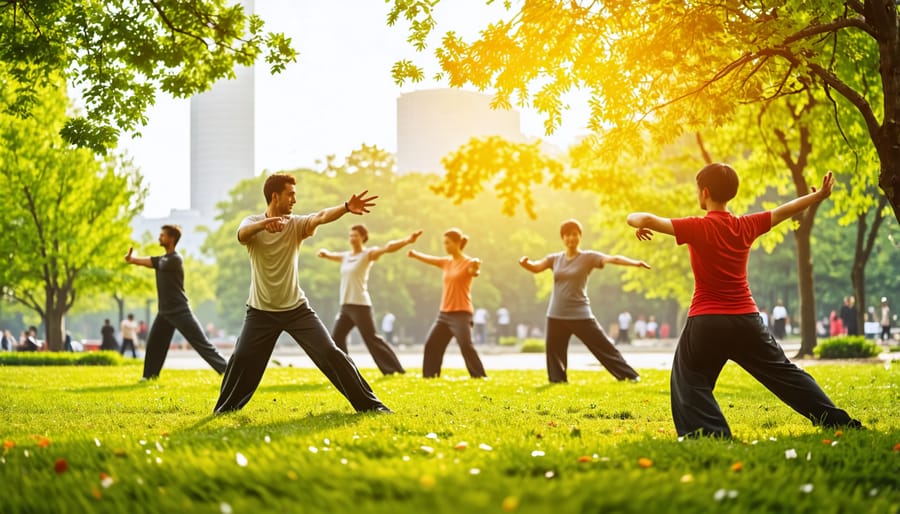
top-left (155, 338), bottom-right (897, 372)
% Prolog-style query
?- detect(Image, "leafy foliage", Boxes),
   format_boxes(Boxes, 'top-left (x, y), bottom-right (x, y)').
top-left (813, 336), bottom-right (881, 359)
top-left (0, 351), bottom-right (130, 366)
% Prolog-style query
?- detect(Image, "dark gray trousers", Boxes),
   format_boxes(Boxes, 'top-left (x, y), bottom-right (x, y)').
top-left (332, 304), bottom-right (405, 375)
top-left (423, 311), bottom-right (487, 378)
top-left (545, 317), bottom-right (639, 383)
top-left (143, 310), bottom-right (227, 379)
top-left (214, 303), bottom-right (386, 413)
top-left (671, 314), bottom-right (854, 438)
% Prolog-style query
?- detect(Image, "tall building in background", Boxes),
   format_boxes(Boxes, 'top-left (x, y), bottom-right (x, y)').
top-left (396, 89), bottom-right (522, 174)
top-left (190, 0), bottom-right (256, 219)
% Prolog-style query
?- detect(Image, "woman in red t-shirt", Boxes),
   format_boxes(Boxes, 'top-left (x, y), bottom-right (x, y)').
top-left (408, 228), bottom-right (487, 378)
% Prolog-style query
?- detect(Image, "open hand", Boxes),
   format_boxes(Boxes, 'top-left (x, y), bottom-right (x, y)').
top-left (637, 261), bottom-right (652, 270)
top-left (408, 229), bottom-right (424, 244)
top-left (635, 228), bottom-right (654, 241)
top-left (347, 190), bottom-right (378, 215)
top-left (812, 171), bottom-right (834, 200)
top-left (124, 247), bottom-right (134, 263)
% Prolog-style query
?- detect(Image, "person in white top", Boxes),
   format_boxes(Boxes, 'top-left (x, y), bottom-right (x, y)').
top-left (381, 312), bottom-right (397, 345)
top-left (616, 311), bottom-right (632, 344)
top-left (473, 308), bottom-right (489, 345)
top-left (120, 313), bottom-right (139, 358)
top-left (880, 297), bottom-right (892, 343)
top-left (214, 173), bottom-right (391, 414)
top-left (496, 307), bottom-right (511, 339)
top-left (772, 299), bottom-right (788, 339)
top-left (318, 225), bottom-right (422, 375)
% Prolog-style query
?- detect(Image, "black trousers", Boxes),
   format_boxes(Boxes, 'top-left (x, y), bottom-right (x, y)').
top-left (423, 311), bottom-right (487, 378)
top-left (881, 325), bottom-right (892, 341)
top-left (143, 310), bottom-right (227, 379)
top-left (545, 317), bottom-right (639, 383)
top-left (332, 304), bottom-right (405, 375)
top-left (773, 318), bottom-right (787, 339)
top-left (215, 303), bottom-right (386, 413)
top-left (671, 314), bottom-right (855, 438)
top-left (120, 338), bottom-right (137, 358)
top-left (615, 326), bottom-right (631, 344)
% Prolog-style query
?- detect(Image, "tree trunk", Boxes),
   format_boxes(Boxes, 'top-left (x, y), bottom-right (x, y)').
top-left (114, 294), bottom-right (125, 324)
top-left (43, 294), bottom-right (67, 352)
top-left (793, 221), bottom-right (818, 357)
top-left (851, 196), bottom-right (888, 332)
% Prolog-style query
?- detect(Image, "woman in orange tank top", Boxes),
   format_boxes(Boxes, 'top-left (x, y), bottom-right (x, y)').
top-left (408, 228), bottom-right (487, 378)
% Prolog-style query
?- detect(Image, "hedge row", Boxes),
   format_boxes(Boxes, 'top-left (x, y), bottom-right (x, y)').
top-left (0, 351), bottom-right (129, 366)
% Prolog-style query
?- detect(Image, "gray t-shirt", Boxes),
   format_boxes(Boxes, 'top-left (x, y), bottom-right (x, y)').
top-left (151, 252), bottom-right (191, 314)
top-left (546, 251), bottom-right (605, 320)
top-left (239, 214), bottom-right (315, 312)
top-left (339, 249), bottom-right (373, 306)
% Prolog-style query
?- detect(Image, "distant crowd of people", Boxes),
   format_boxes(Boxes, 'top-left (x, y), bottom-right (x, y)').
top-left (826, 295), bottom-right (894, 343)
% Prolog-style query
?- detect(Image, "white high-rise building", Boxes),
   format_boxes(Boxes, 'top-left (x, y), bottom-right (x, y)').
top-left (396, 89), bottom-right (522, 174)
top-left (190, 0), bottom-right (256, 219)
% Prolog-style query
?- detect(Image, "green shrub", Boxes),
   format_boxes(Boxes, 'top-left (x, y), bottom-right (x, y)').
top-left (498, 336), bottom-right (519, 346)
top-left (520, 338), bottom-right (546, 353)
top-left (814, 336), bottom-right (882, 359)
top-left (0, 351), bottom-right (129, 366)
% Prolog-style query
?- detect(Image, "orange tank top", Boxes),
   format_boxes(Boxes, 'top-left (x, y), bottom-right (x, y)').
top-left (441, 257), bottom-right (475, 313)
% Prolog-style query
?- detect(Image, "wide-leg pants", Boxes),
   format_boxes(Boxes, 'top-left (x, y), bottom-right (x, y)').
top-left (422, 311), bottom-right (486, 378)
top-left (143, 310), bottom-right (227, 379)
top-left (545, 317), bottom-right (639, 383)
top-left (332, 304), bottom-right (405, 375)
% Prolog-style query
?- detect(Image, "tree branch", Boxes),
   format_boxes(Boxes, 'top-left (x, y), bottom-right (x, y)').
top-left (148, 0), bottom-right (210, 49)
top-left (695, 132), bottom-right (713, 164)
top-left (782, 16), bottom-right (876, 44)
top-left (862, 195), bottom-right (889, 260)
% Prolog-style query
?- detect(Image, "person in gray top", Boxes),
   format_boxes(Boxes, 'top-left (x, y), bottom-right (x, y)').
top-left (519, 219), bottom-right (648, 383)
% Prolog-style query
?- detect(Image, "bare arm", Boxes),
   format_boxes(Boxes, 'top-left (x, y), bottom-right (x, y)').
top-left (407, 249), bottom-right (446, 268)
top-left (307, 190), bottom-right (378, 235)
top-left (770, 171), bottom-right (834, 227)
top-left (602, 254), bottom-right (651, 270)
top-left (468, 258), bottom-right (481, 277)
top-left (317, 249), bottom-right (344, 263)
top-left (369, 229), bottom-right (423, 261)
top-left (518, 256), bottom-right (552, 274)
top-left (237, 217), bottom-right (289, 244)
top-left (626, 212), bottom-right (675, 241)
top-left (124, 247), bottom-right (153, 269)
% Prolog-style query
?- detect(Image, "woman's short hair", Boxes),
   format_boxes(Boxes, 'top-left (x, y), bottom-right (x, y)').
top-left (351, 224), bottom-right (369, 243)
top-left (443, 228), bottom-right (469, 250)
top-left (559, 219), bottom-right (583, 237)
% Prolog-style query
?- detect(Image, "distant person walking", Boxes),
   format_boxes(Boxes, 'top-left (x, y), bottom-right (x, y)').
top-left (214, 174), bottom-right (390, 414)
top-left (519, 219), bottom-right (644, 383)
top-left (1, 329), bottom-right (14, 351)
top-left (839, 296), bottom-right (858, 336)
top-left (382, 312), bottom-right (397, 345)
top-left (100, 319), bottom-right (118, 351)
top-left (473, 308), bottom-right (489, 345)
top-left (125, 225), bottom-right (227, 380)
top-left (496, 307), bottom-right (511, 340)
top-left (408, 228), bottom-right (487, 378)
top-left (772, 300), bottom-right (788, 339)
top-left (120, 313), bottom-right (138, 358)
top-left (880, 297), bottom-right (892, 343)
top-left (318, 225), bottom-right (421, 375)
top-left (616, 311), bottom-right (632, 344)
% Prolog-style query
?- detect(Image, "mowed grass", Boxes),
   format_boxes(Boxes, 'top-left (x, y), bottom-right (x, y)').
top-left (0, 363), bottom-right (898, 514)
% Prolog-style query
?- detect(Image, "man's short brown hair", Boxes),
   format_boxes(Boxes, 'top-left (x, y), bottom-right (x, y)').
top-left (161, 224), bottom-right (182, 246)
top-left (264, 173), bottom-right (297, 203)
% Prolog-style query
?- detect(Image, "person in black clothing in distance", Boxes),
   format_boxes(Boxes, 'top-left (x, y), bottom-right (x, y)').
top-left (125, 225), bottom-right (227, 381)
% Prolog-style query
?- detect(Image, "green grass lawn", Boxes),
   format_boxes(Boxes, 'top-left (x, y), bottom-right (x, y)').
top-left (1, 364), bottom-right (898, 513)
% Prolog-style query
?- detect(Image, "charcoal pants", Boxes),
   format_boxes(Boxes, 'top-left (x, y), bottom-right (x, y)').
top-left (545, 317), bottom-right (639, 383)
top-left (671, 314), bottom-right (854, 438)
top-left (423, 311), bottom-right (487, 378)
top-left (120, 338), bottom-right (137, 358)
top-left (143, 310), bottom-right (227, 379)
top-left (332, 304), bottom-right (405, 375)
top-left (215, 303), bottom-right (386, 413)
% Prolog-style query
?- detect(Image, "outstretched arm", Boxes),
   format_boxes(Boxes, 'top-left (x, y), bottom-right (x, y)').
top-left (369, 230), bottom-right (423, 261)
top-left (124, 247), bottom-right (153, 268)
top-left (518, 256), bottom-right (551, 274)
top-left (468, 258), bottom-right (482, 277)
top-left (770, 171), bottom-right (834, 227)
top-left (238, 216), bottom-right (290, 244)
top-left (317, 249), bottom-right (344, 262)
top-left (407, 249), bottom-right (446, 268)
top-left (307, 190), bottom-right (378, 234)
top-left (602, 254), bottom-right (651, 270)
top-left (627, 212), bottom-right (675, 241)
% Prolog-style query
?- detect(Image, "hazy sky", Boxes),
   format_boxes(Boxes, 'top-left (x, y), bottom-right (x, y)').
top-left (119, 1), bottom-right (592, 217)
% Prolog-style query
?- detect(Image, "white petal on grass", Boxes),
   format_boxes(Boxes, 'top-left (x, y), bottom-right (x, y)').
top-left (220, 502), bottom-right (233, 514)
top-left (531, 450), bottom-right (545, 457)
top-left (869, 488), bottom-right (879, 497)
top-left (308, 446), bottom-right (319, 454)
top-left (340, 458), bottom-right (348, 465)
top-left (799, 484), bottom-right (814, 494)
top-left (469, 468), bottom-right (481, 475)
top-left (155, 442), bottom-right (164, 452)
top-left (713, 489), bottom-right (727, 502)
top-left (402, 456), bottom-right (410, 462)
top-left (94, 438), bottom-right (102, 447)
top-left (155, 457), bottom-right (162, 464)
top-left (806, 452), bottom-right (812, 461)
top-left (101, 476), bottom-right (114, 489)
top-left (235, 453), bottom-right (248, 467)
top-left (425, 432), bottom-right (439, 440)
top-left (139, 440), bottom-right (147, 446)
top-left (544, 471), bottom-right (555, 479)
top-left (323, 438), bottom-right (330, 446)
top-left (420, 446), bottom-right (434, 454)
top-left (264, 435), bottom-right (271, 444)
top-left (784, 448), bottom-right (798, 460)
top-left (830, 441), bottom-right (839, 447)
top-left (478, 443), bottom-right (493, 451)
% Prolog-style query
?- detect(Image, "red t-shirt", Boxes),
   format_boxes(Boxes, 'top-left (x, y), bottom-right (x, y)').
top-left (671, 210), bottom-right (771, 317)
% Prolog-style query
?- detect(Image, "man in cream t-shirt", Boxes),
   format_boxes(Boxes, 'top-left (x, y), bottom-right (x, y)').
top-left (214, 173), bottom-right (391, 414)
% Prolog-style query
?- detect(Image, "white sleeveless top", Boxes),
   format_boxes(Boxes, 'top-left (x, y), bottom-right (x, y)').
top-left (340, 250), bottom-right (373, 306)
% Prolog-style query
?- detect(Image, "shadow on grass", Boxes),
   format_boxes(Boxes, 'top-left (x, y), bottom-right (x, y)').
top-left (256, 382), bottom-right (332, 394)
top-left (66, 382), bottom-right (151, 393)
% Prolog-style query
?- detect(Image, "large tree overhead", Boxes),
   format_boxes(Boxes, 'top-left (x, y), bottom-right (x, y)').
top-left (388, 0), bottom-right (899, 221)
top-left (0, 0), bottom-right (296, 151)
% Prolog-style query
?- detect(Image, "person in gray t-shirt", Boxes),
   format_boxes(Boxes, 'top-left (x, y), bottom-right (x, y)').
top-left (318, 224), bottom-right (422, 375)
top-left (519, 219), bottom-right (648, 383)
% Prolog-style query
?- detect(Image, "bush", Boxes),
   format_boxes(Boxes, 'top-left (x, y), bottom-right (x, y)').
top-left (814, 336), bottom-right (882, 359)
top-left (520, 338), bottom-right (546, 353)
top-left (498, 336), bottom-right (519, 346)
top-left (0, 351), bottom-right (129, 366)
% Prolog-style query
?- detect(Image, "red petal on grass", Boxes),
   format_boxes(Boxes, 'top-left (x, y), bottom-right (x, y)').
top-left (91, 487), bottom-right (102, 500)
top-left (730, 462), bottom-right (743, 472)
top-left (892, 443), bottom-right (900, 452)
top-left (577, 455), bottom-right (593, 463)
top-left (37, 437), bottom-right (51, 448)
top-left (3, 440), bottom-right (14, 450)
top-left (547, 421), bottom-right (558, 427)
top-left (822, 439), bottom-right (833, 445)
top-left (638, 458), bottom-right (653, 468)
top-left (54, 458), bottom-right (68, 474)
top-left (834, 431), bottom-right (843, 438)
top-left (502, 496), bottom-right (520, 512)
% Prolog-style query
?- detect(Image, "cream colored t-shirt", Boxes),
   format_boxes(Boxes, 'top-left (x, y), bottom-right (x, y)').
top-left (339, 250), bottom-right (373, 306)
top-left (239, 214), bottom-right (315, 312)
top-left (120, 319), bottom-right (138, 340)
